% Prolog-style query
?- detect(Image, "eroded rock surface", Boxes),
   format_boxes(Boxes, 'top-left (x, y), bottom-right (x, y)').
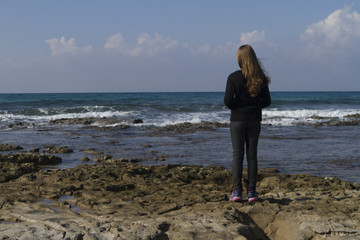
top-left (153, 121), bottom-right (229, 133)
top-left (0, 152), bottom-right (62, 183)
top-left (0, 152), bottom-right (62, 165)
top-left (0, 144), bottom-right (23, 152)
top-left (0, 163), bottom-right (359, 239)
top-left (49, 117), bottom-right (142, 127)
top-left (44, 145), bottom-right (74, 154)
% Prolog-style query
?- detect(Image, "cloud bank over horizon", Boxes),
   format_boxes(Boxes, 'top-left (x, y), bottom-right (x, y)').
top-left (1, 3), bottom-right (360, 93)
top-left (42, 5), bottom-right (360, 61)
top-left (45, 37), bottom-right (93, 57)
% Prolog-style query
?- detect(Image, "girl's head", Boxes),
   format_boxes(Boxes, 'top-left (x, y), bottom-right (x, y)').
top-left (236, 45), bottom-right (259, 70)
top-left (236, 45), bottom-right (270, 97)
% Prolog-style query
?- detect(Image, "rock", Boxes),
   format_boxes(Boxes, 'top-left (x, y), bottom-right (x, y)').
top-left (0, 164), bottom-right (359, 239)
top-left (93, 155), bottom-right (112, 163)
top-left (80, 157), bottom-right (90, 162)
top-left (0, 162), bottom-right (39, 183)
top-left (149, 151), bottom-right (169, 161)
top-left (73, 233), bottom-right (84, 240)
top-left (50, 117), bottom-right (97, 125)
top-left (153, 155), bottom-right (167, 161)
top-left (133, 119), bottom-right (143, 124)
top-left (0, 152), bottom-right (61, 182)
top-left (84, 125), bottom-right (129, 131)
top-left (345, 113), bottom-right (360, 118)
top-left (260, 168), bottom-right (280, 174)
top-left (129, 158), bottom-right (147, 163)
top-left (153, 121), bottom-right (229, 133)
top-left (44, 145), bottom-right (73, 154)
top-left (82, 148), bottom-right (104, 155)
top-left (0, 152), bottom-right (62, 165)
top-left (315, 120), bottom-right (360, 127)
top-left (0, 144), bottom-right (23, 151)
top-left (29, 148), bottom-right (41, 153)
top-left (49, 117), bottom-right (139, 129)
top-left (7, 122), bottom-right (25, 129)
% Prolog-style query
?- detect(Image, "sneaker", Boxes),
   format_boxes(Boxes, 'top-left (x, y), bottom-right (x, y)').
top-left (247, 190), bottom-right (259, 202)
top-left (229, 190), bottom-right (242, 202)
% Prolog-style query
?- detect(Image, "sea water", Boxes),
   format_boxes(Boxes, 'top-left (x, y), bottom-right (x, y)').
top-left (1, 92), bottom-right (359, 183)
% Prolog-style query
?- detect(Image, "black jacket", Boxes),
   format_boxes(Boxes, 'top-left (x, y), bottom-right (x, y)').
top-left (224, 70), bottom-right (271, 121)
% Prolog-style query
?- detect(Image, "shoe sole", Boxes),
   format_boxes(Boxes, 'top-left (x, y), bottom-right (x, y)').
top-left (229, 197), bottom-right (242, 202)
top-left (248, 197), bottom-right (258, 202)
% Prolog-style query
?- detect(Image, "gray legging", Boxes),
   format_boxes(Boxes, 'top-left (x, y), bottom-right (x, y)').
top-left (230, 120), bottom-right (261, 192)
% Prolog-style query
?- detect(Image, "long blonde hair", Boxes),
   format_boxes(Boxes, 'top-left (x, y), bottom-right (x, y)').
top-left (237, 45), bottom-right (270, 97)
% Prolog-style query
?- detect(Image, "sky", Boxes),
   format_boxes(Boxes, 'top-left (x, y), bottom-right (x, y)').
top-left (1, 0), bottom-right (360, 93)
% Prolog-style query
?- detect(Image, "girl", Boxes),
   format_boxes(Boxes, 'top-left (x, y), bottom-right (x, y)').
top-left (224, 45), bottom-right (271, 202)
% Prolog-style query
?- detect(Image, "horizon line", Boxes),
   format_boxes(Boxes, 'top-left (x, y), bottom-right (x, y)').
top-left (1, 90), bottom-right (360, 94)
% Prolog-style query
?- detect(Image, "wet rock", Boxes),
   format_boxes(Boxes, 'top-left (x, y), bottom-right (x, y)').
top-left (7, 122), bottom-right (25, 129)
top-left (50, 117), bottom-right (141, 127)
top-left (0, 162), bottom-right (39, 183)
top-left (80, 157), bottom-right (90, 162)
top-left (153, 121), bottom-right (229, 133)
top-left (93, 155), bottom-right (147, 164)
top-left (148, 150), bottom-right (168, 161)
top-left (260, 168), bottom-right (280, 174)
top-left (44, 145), bottom-right (73, 154)
top-left (0, 152), bottom-right (62, 165)
top-left (29, 148), bottom-right (41, 153)
top-left (345, 113), bottom-right (360, 118)
top-left (133, 119), bottom-right (143, 124)
top-left (93, 155), bottom-right (112, 163)
top-left (310, 116), bottom-right (331, 120)
top-left (0, 152), bottom-right (61, 182)
top-left (129, 158), bottom-right (147, 163)
top-left (82, 148), bottom-right (104, 155)
top-left (153, 154), bottom-right (168, 161)
top-left (0, 144), bottom-right (23, 151)
top-left (50, 117), bottom-right (98, 125)
top-left (84, 125), bottom-right (129, 131)
top-left (315, 120), bottom-right (360, 127)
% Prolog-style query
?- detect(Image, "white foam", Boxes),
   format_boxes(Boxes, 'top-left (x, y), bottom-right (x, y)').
top-left (38, 108), bottom-right (49, 115)
top-left (1, 106), bottom-right (359, 128)
top-left (144, 110), bottom-right (229, 127)
top-left (0, 110), bottom-right (136, 124)
top-left (262, 108), bottom-right (360, 126)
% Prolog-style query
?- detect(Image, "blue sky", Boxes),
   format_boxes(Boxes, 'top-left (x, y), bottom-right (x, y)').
top-left (1, 0), bottom-right (360, 93)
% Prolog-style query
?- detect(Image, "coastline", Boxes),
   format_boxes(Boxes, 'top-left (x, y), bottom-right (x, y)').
top-left (1, 92), bottom-right (360, 183)
top-left (1, 147), bottom-right (359, 239)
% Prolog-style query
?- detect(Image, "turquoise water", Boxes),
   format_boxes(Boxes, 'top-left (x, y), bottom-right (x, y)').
top-left (1, 92), bottom-right (360, 182)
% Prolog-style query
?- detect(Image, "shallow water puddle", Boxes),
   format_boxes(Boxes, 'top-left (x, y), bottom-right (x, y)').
top-left (0, 220), bottom-right (12, 224)
top-left (39, 198), bottom-right (63, 213)
top-left (39, 195), bottom-right (86, 214)
top-left (58, 195), bottom-right (85, 214)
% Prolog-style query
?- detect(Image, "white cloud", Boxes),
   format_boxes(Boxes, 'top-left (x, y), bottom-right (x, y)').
top-left (45, 36), bottom-right (92, 56)
top-left (183, 42), bottom-right (237, 57)
top-left (240, 30), bottom-right (266, 45)
top-left (104, 33), bottom-right (178, 57)
top-left (0, 59), bottom-right (28, 69)
top-left (301, 5), bottom-right (360, 57)
top-left (197, 44), bottom-right (212, 53)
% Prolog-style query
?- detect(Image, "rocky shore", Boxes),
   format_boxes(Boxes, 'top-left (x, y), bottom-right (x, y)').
top-left (0, 144), bottom-right (359, 240)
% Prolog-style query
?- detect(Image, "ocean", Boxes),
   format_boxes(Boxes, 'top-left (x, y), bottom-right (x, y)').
top-left (1, 92), bottom-right (359, 183)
